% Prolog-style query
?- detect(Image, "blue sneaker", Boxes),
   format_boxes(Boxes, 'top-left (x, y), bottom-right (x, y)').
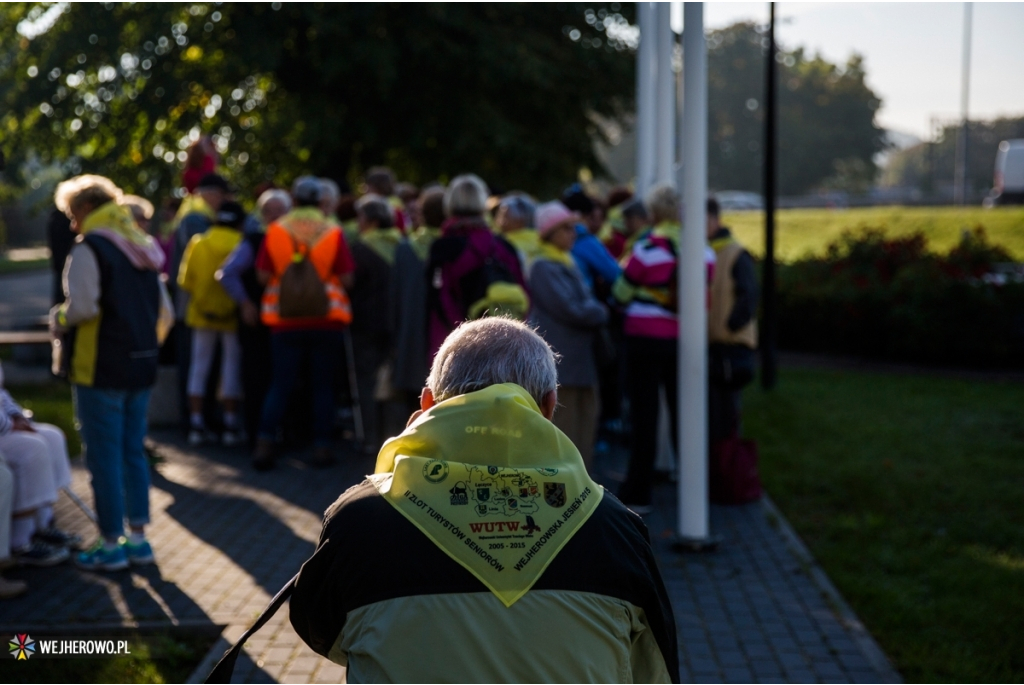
top-left (124, 539), bottom-right (155, 566)
top-left (75, 542), bottom-right (129, 571)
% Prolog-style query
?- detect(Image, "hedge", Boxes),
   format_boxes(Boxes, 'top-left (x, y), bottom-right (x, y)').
top-left (774, 228), bottom-right (1024, 368)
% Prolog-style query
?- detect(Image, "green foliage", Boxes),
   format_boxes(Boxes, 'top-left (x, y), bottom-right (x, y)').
top-left (724, 205), bottom-right (1024, 262)
top-left (774, 228), bottom-right (1024, 366)
top-left (708, 22), bottom-right (886, 195)
top-left (745, 368), bottom-right (1024, 681)
top-left (7, 382), bottom-right (81, 456)
top-left (880, 115), bottom-right (1024, 195)
top-left (0, 3), bottom-right (635, 198)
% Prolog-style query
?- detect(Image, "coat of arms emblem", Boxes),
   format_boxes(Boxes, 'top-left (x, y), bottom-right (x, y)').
top-left (544, 482), bottom-right (566, 508)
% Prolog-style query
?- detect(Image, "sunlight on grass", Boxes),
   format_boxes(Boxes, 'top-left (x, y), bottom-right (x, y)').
top-left (966, 546), bottom-right (1024, 573)
top-left (723, 206), bottom-right (1024, 261)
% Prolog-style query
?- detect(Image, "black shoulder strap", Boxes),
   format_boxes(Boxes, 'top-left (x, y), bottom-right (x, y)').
top-left (204, 574), bottom-right (297, 684)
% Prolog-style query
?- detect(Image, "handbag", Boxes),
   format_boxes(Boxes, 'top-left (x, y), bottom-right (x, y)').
top-left (709, 436), bottom-right (763, 505)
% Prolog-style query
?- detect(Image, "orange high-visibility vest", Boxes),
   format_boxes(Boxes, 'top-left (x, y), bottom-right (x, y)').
top-left (260, 221), bottom-right (352, 326)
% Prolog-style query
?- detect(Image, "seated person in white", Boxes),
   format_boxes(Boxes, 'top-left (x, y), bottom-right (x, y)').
top-left (0, 362), bottom-right (78, 565)
top-left (1, 453), bottom-right (29, 598)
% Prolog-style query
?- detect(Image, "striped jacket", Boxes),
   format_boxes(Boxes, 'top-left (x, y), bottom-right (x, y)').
top-left (613, 223), bottom-right (716, 339)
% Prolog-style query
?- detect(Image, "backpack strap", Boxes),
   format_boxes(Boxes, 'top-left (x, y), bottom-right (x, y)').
top-left (286, 231), bottom-right (308, 261)
top-left (204, 574), bottom-right (297, 684)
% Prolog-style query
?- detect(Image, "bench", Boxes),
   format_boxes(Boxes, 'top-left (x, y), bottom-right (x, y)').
top-left (0, 331), bottom-right (51, 345)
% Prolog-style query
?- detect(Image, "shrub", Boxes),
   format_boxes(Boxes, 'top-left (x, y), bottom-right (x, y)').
top-left (775, 227), bottom-right (1024, 367)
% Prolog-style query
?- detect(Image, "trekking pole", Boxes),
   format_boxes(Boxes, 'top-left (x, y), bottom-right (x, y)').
top-left (342, 328), bottom-right (365, 443)
top-left (62, 485), bottom-right (98, 526)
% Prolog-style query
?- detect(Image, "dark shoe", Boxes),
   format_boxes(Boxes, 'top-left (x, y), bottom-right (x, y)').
top-left (312, 446), bottom-right (336, 469)
top-left (252, 438), bottom-right (275, 471)
top-left (0, 575), bottom-right (28, 599)
top-left (34, 525), bottom-right (83, 549)
top-left (15, 541), bottom-right (69, 567)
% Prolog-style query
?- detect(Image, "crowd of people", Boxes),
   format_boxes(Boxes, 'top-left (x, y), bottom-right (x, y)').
top-left (2, 143), bottom-right (759, 596)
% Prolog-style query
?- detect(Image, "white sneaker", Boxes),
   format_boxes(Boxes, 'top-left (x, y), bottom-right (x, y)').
top-left (188, 429), bottom-right (209, 446)
top-left (222, 429), bottom-right (247, 447)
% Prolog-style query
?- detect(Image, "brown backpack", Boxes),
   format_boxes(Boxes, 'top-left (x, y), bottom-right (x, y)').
top-left (278, 236), bottom-right (329, 319)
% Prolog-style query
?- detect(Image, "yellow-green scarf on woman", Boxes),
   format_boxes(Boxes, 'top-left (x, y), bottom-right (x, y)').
top-left (359, 227), bottom-right (404, 266)
top-left (535, 240), bottom-right (576, 267)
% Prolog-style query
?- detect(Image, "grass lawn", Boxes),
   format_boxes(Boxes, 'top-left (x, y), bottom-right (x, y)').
top-left (744, 368), bottom-right (1024, 682)
top-left (0, 257), bottom-right (49, 275)
top-left (7, 382), bottom-right (81, 456)
top-left (0, 631), bottom-right (217, 683)
top-left (723, 206), bottom-right (1024, 262)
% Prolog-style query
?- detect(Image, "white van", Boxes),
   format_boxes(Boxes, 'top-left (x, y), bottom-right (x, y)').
top-left (992, 139), bottom-right (1024, 205)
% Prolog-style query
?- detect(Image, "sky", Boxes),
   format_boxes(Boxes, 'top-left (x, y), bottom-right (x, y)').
top-left (673, 2), bottom-right (1024, 142)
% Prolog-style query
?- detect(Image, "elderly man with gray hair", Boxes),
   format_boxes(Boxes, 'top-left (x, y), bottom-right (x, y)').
top-left (289, 316), bottom-right (678, 683)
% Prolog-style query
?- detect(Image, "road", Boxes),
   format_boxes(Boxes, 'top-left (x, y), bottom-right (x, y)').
top-left (0, 268), bottom-right (53, 330)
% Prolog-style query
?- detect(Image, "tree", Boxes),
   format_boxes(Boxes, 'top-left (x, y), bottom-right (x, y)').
top-left (880, 116), bottom-right (1024, 197)
top-left (707, 22), bottom-right (886, 196)
top-left (0, 3), bottom-right (636, 199)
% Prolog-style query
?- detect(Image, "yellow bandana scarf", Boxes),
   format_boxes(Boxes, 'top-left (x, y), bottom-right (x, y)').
top-left (82, 202), bottom-right (152, 245)
top-left (371, 383), bottom-right (604, 607)
top-left (175, 194), bottom-right (216, 222)
top-left (505, 228), bottom-right (540, 259)
top-left (277, 207), bottom-right (335, 246)
top-left (409, 226), bottom-right (442, 262)
top-left (536, 241), bottom-right (576, 267)
top-left (358, 227), bottom-right (404, 265)
top-left (652, 221), bottom-right (681, 248)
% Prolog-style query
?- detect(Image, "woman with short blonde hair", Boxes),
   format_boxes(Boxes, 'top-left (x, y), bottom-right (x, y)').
top-left (53, 175), bottom-right (122, 227)
top-left (50, 174), bottom-right (165, 571)
top-left (645, 184), bottom-right (679, 226)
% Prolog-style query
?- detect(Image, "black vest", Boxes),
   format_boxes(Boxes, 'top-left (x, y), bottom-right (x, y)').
top-left (69, 234), bottom-right (160, 389)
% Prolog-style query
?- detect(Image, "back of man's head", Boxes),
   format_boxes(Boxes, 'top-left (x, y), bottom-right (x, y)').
top-left (292, 176), bottom-right (322, 207)
top-left (366, 167), bottom-right (396, 197)
top-left (420, 187), bottom-right (446, 228)
top-left (356, 194), bottom-right (394, 229)
top-left (319, 178), bottom-right (341, 214)
top-left (427, 317), bottom-right (557, 407)
top-left (258, 189), bottom-right (292, 224)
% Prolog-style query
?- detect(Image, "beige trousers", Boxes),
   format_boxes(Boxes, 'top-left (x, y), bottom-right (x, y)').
top-left (0, 423), bottom-right (71, 514)
top-left (552, 385), bottom-right (599, 470)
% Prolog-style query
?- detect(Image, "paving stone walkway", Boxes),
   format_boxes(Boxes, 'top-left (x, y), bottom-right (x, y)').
top-left (0, 429), bottom-right (901, 684)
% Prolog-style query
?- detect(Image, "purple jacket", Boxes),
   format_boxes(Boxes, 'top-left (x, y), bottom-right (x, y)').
top-left (427, 217), bottom-right (527, 358)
